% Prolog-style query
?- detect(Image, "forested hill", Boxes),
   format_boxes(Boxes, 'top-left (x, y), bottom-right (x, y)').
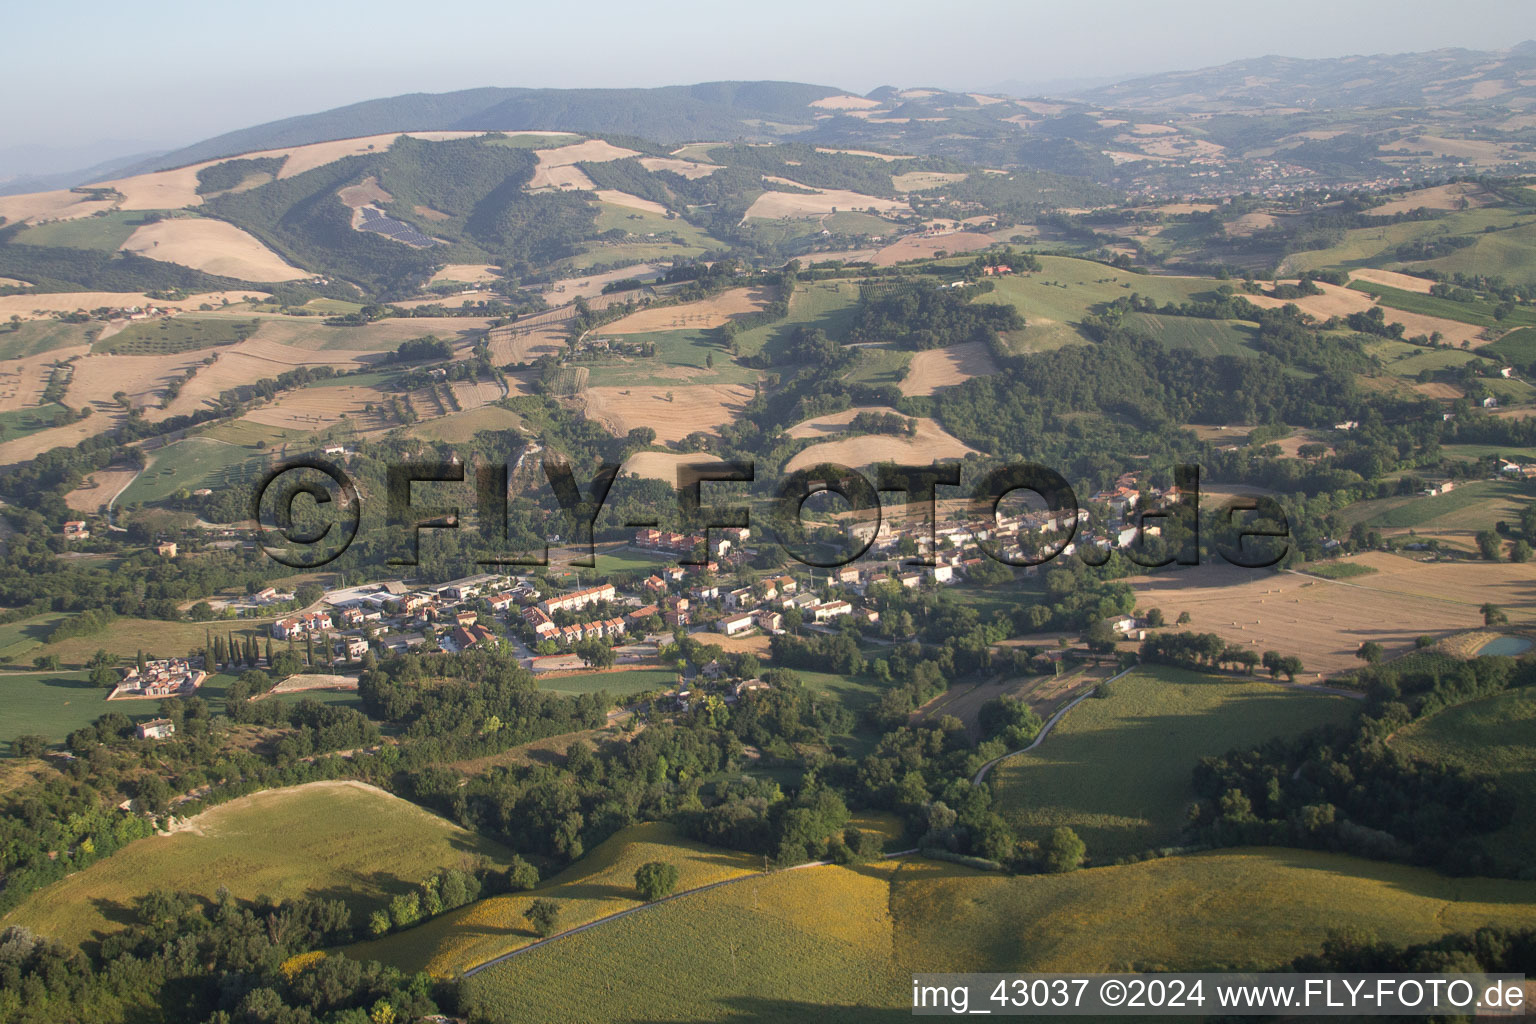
top-left (123, 82), bottom-right (849, 174)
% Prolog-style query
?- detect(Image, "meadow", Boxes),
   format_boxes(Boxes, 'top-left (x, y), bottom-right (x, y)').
top-left (13, 211), bottom-right (150, 251)
top-left (1348, 478), bottom-right (1530, 530)
top-left (536, 668), bottom-right (676, 697)
top-left (1485, 326), bottom-right (1536, 365)
top-left (458, 847), bottom-right (1536, 1020)
top-left (353, 821), bottom-right (760, 976)
top-left (988, 666), bottom-right (1353, 858)
top-left (93, 316), bottom-right (259, 355)
top-left (582, 329), bottom-right (756, 387)
top-left (1392, 686), bottom-right (1536, 864)
top-left (5, 781), bottom-right (516, 951)
top-left (0, 318), bottom-right (98, 360)
top-left (729, 280), bottom-right (861, 360)
top-left (0, 671), bottom-right (132, 748)
top-left (118, 437), bottom-right (270, 506)
top-left (1349, 280), bottom-right (1536, 329)
top-left (1121, 312), bottom-right (1258, 357)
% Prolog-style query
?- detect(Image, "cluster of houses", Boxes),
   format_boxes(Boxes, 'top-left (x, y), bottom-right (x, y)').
top-left (110, 658), bottom-right (207, 701)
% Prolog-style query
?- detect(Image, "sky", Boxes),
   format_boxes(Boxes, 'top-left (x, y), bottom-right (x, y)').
top-left (4, 0), bottom-right (1536, 177)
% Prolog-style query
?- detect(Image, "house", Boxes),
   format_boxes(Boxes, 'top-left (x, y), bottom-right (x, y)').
top-left (753, 609), bottom-right (783, 632)
top-left (1483, 396), bottom-right (1499, 409)
top-left (1108, 616), bottom-right (1138, 635)
top-left (731, 679), bottom-right (771, 699)
top-left (690, 584), bottom-right (720, 603)
top-left (718, 612), bottom-right (756, 637)
top-left (771, 575), bottom-right (797, 596)
top-left (724, 587), bottom-right (754, 610)
top-left (270, 611), bottom-right (332, 639)
top-left (338, 635), bottom-right (369, 659)
top-left (832, 565), bottom-right (861, 586)
top-left (627, 604), bottom-right (659, 626)
top-left (644, 575), bottom-right (667, 596)
top-left (448, 624), bottom-right (497, 651)
top-left (156, 541), bottom-right (178, 558)
top-left (897, 572), bottom-right (923, 589)
top-left (930, 564), bottom-right (955, 584)
top-left (340, 607), bottom-right (365, 627)
top-left (488, 592), bottom-right (516, 613)
top-left (539, 584), bottom-right (617, 616)
top-left (808, 600), bottom-right (852, 623)
top-left (136, 718), bottom-right (175, 740)
top-left (455, 609), bottom-right (478, 627)
top-left (62, 521), bottom-right (90, 541)
top-left (438, 574), bottom-right (502, 602)
top-left (662, 595), bottom-right (691, 627)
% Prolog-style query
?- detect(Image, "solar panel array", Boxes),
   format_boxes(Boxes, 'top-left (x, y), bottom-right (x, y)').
top-left (357, 206), bottom-right (438, 247)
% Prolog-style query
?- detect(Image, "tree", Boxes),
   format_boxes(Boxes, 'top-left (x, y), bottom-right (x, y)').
top-left (1042, 826), bottom-right (1085, 873)
top-left (32, 654), bottom-right (60, 671)
top-left (1481, 603), bottom-right (1509, 626)
top-left (505, 856), bottom-right (539, 891)
top-left (1476, 530), bottom-right (1502, 561)
top-left (524, 898), bottom-right (560, 937)
top-left (1356, 641), bottom-right (1384, 665)
top-left (1145, 607), bottom-right (1165, 628)
top-left (13, 734), bottom-right (47, 758)
top-left (367, 909), bottom-right (391, 937)
top-left (1511, 540), bottom-right (1532, 564)
top-left (634, 861), bottom-right (679, 902)
top-left (1176, 611), bottom-right (1192, 625)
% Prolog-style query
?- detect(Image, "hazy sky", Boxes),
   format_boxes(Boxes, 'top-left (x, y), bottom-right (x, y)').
top-left (4, 0), bottom-right (1536, 173)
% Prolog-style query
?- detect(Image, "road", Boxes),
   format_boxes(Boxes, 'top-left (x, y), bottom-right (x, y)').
top-left (970, 666), bottom-right (1134, 784)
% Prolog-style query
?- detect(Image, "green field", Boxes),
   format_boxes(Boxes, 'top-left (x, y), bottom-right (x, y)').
top-left (1349, 281), bottom-right (1536, 329)
top-left (0, 613), bottom-right (72, 665)
top-left (118, 437), bottom-right (270, 506)
top-left (1423, 219), bottom-right (1536, 286)
top-left (405, 404), bottom-right (525, 443)
top-left (93, 316), bottom-right (258, 355)
top-left (0, 671), bottom-right (138, 748)
top-left (28, 614), bottom-right (277, 669)
top-left (13, 211), bottom-right (152, 251)
top-left (1485, 326), bottom-right (1536, 365)
top-left (0, 319), bottom-right (99, 360)
top-left (1392, 686), bottom-right (1536, 864)
top-left (731, 280), bottom-right (861, 359)
top-left (1344, 478), bottom-right (1532, 530)
top-left (990, 666), bottom-right (1354, 858)
top-left (582, 328), bottom-right (755, 386)
top-left (5, 781), bottom-right (517, 950)
top-left (1122, 312), bottom-right (1258, 357)
top-left (354, 821), bottom-right (761, 976)
top-left (459, 848), bottom-right (1536, 1021)
top-left (842, 346), bottom-right (912, 387)
top-left (1282, 207), bottom-right (1522, 272)
top-left (537, 668), bottom-right (676, 697)
top-left (592, 202), bottom-right (717, 252)
top-left (976, 256), bottom-right (1216, 326)
top-left (0, 403), bottom-right (76, 444)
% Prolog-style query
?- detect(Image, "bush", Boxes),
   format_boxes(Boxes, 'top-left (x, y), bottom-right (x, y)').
top-left (634, 861), bottom-right (680, 902)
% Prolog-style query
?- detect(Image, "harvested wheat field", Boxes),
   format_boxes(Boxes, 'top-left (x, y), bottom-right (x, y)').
top-left (337, 176), bottom-right (392, 209)
top-left (72, 349), bottom-right (208, 409)
top-left (528, 139), bottom-right (639, 190)
top-left (784, 406), bottom-right (977, 471)
top-left (542, 264), bottom-right (664, 302)
top-left (584, 384), bottom-right (754, 442)
top-left (451, 379), bottom-right (504, 408)
top-left (892, 171), bottom-right (968, 191)
top-left (430, 264), bottom-right (501, 285)
top-left (0, 407), bottom-right (125, 466)
top-left (147, 341), bottom-right (376, 421)
top-left (1224, 212), bottom-right (1278, 236)
top-left (594, 190), bottom-right (669, 215)
top-left (601, 287), bottom-right (771, 334)
top-left (809, 94), bottom-right (883, 110)
top-left (618, 450), bottom-right (721, 483)
top-left (488, 322), bottom-right (567, 365)
top-left (0, 347), bottom-right (88, 412)
top-left (636, 157), bottom-right (719, 178)
top-left (0, 290), bottom-right (267, 322)
top-left (0, 188), bottom-right (115, 225)
top-left (1350, 268), bottom-right (1436, 294)
top-left (1370, 183), bottom-right (1491, 216)
top-left (246, 315), bottom-right (491, 352)
top-left (743, 184), bottom-right (909, 220)
top-left (900, 341), bottom-right (999, 396)
top-left (119, 218), bottom-right (308, 281)
top-left (869, 231), bottom-right (993, 266)
top-left (241, 385), bottom-right (394, 431)
top-left (1243, 281), bottom-right (1374, 320)
top-left (1125, 554), bottom-right (1526, 678)
top-left (64, 467), bottom-right (141, 513)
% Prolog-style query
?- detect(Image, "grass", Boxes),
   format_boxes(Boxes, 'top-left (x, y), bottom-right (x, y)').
top-left (730, 280), bottom-right (861, 359)
top-left (118, 437), bottom-right (270, 506)
top-left (456, 847), bottom-right (1536, 1020)
top-left (842, 346), bottom-right (911, 387)
top-left (824, 211), bottom-right (900, 236)
top-left (0, 403), bottom-right (76, 444)
top-left (990, 666), bottom-right (1354, 859)
top-left (1348, 479), bottom-right (1532, 530)
top-left (458, 859), bottom-right (901, 1020)
top-left (1485, 327), bottom-right (1536, 365)
top-left (1122, 312), bottom-right (1258, 357)
top-left (1302, 560), bottom-right (1379, 579)
top-left (405, 405), bottom-right (524, 444)
top-left (1392, 686), bottom-right (1536, 865)
top-left (975, 256), bottom-right (1216, 326)
top-left (1423, 219), bottom-right (1536, 286)
top-left (1282, 207), bottom-right (1523, 272)
top-left (0, 612), bottom-right (71, 664)
top-left (1349, 281), bottom-right (1536, 329)
top-left (353, 821), bottom-right (760, 976)
top-left (588, 544), bottom-right (675, 576)
top-left (28, 615), bottom-right (278, 670)
top-left (570, 242), bottom-right (709, 271)
top-left (582, 328), bottom-right (756, 387)
top-left (6, 781), bottom-right (517, 952)
top-left (94, 317), bottom-right (258, 355)
top-left (0, 319), bottom-right (99, 360)
top-left (537, 668), bottom-right (676, 697)
top-left (591, 203), bottom-right (716, 251)
top-left (13, 211), bottom-right (151, 251)
top-left (0, 671), bottom-right (138, 748)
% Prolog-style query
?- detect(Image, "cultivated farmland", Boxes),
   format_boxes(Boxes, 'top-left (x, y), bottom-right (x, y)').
top-left (5, 781), bottom-right (516, 950)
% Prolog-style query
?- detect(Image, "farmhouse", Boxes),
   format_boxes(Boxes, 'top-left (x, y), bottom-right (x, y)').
top-left (271, 611), bottom-right (333, 639)
top-left (717, 612), bottom-right (756, 636)
top-left (135, 719), bottom-right (175, 741)
top-left (808, 600), bottom-right (853, 623)
top-left (62, 521), bottom-right (90, 541)
top-left (111, 658), bottom-right (207, 700)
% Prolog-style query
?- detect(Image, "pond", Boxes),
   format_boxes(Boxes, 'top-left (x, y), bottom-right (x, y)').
top-left (1476, 635), bottom-right (1534, 657)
